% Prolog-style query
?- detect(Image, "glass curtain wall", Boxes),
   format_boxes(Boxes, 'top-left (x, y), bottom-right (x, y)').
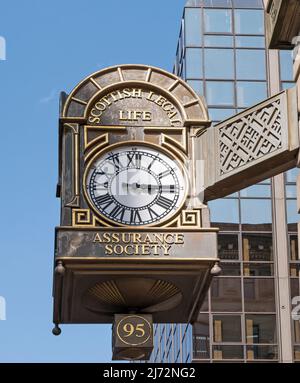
top-left (150, 0), bottom-right (299, 363)
top-left (281, 51), bottom-right (300, 362)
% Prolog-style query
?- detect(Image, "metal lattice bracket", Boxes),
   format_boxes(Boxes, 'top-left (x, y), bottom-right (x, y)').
top-left (199, 87), bottom-right (299, 201)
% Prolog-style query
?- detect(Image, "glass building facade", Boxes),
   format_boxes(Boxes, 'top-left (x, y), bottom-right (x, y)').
top-left (150, 0), bottom-right (299, 363)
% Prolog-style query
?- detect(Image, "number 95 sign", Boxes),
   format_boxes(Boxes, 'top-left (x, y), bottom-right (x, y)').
top-left (112, 314), bottom-right (153, 360)
top-left (116, 315), bottom-right (152, 346)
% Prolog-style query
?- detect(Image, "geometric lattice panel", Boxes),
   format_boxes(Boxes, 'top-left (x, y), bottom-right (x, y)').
top-left (219, 99), bottom-right (282, 175)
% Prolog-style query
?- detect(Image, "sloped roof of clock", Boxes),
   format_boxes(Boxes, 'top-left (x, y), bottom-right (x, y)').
top-left (61, 64), bottom-right (210, 126)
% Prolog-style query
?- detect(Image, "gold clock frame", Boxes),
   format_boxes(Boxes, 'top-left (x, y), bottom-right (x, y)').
top-left (82, 140), bottom-right (189, 229)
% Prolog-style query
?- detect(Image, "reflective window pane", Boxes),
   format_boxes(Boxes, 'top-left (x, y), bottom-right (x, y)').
top-left (221, 262), bottom-right (241, 276)
top-left (218, 234), bottom-right (239, 260)
top-left (178, 30), bottom-right (183, 60)
top-left (244, 278), bottom-right (275, 312)
top-left (240, 184), bottom-right (271, 198)
top-left (204, 0), bottom-right (232, 6)
top-left (280, 50), bottom-right (294, 81)
top-left (234, 10), bottom-right (264, 35)
top-left (209, 198), bottom-right (239, 223)
top-left (294, 346), bottom-right (300, 361)
top-left (206, 81), bottom-right (234, 106)
top-left (286, 168), bottom-right (299, 183)
top-left (209, 108), bottom-right (236, 121)
top-left (291, 279), bottom-right (300, 301)
top-left (205, 49), bottom-right (234, 79)
top-left (204, 35), bottom-right (233, 47)
top-left (293, 321), bottom-right (300, 344)
top-left (241, 199), bottom-right (272, 225)
top-left (245, 315), bottom-right (277, 344)
top-left (204, 9), bottom-right (232, 33)
top-left (286, 200), bottom-right (299, 224)
top-left (235, 36), bottom-right (265, 48)
top-left (236, 50), bottom-right (266, 80)
top-left (237, 81), bottom-right (267, 107)
top-left (180, 60), bottom-right (186, 79)
top-left (290, 263), bottom-right (300, 277)
top-left (185, 8), bottom-right (202, 46)
top-left (212, 345), bottom-right (243, 360)
top-left (232, 0), bottom-right (263, 8)
top-left (186, 48), bottom-right (202, 78)
top-left (193, 315), bottom-right (210, 359)
top-left (289, 235), bottom-right (299, 261)
top-left (246, 345), bottom-right (278, 360)
top-left (242, 233), bottom-right (273, 261)
top-left (260, 178), bottom-right (271, 185)
top-left (243, 263), bottom-right (274, 277)
top-left (213, 315), bottom-right (242, 342)
top-left (187, 80), bottom-right (203, 96)
top-left (281, 82), bottom-right (294, 90)
top-left (286, 185), bottom-right (297, 198)
top-left (211, 278), bottom-right (242, 312)
top-left (186, 0), bottom-right (201, 5)
top-left (225, 192), bottom-right (238, 197)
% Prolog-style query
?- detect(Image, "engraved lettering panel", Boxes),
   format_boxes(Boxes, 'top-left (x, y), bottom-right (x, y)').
top-left (88, 87), bottom-right (182, 127)
top-left (55, 229), bottom-right (218, 259)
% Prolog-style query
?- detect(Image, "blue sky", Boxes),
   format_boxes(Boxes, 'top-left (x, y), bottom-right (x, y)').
top-left (0, 0), bottom-right (186, 362)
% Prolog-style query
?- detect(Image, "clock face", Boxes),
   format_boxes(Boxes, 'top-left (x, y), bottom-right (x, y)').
top-left (84, 145), bottom-right (187, 226)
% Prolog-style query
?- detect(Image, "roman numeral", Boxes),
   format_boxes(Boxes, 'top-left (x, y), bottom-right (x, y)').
top-left (135, 153), bottom-right (142, 168)
top-left (130, 210), bottom-right (142, 224)
top-left (93, 181), bottom-right (108, 190)
top-left (110, 205), bottom-right (125, 220)
top-left (148, 207), bottom-right (159, 220)
top-left (127, 153), bottom-right (135, 166)
top-left (112, 154), bottom-right (121, 171)
top-left (95, 194), bottom-right (113, 209)
top-left (127, 153), bottom-right (142, 168)
top-left (156, 195), bottom-right (173, 210)
top-left (158, 169), bottom-right (171, 179)
top-left (148, 156), bottom-right (158, 170)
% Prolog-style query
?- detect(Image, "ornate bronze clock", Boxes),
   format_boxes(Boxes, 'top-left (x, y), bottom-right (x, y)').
top-left (53, 64), bottom-right (220, 360)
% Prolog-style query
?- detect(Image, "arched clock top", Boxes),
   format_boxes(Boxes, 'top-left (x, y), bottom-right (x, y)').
top-left (61, 64), bottom-right (210, 127)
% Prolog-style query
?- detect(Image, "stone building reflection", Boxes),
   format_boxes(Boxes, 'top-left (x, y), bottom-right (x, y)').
top-left (194, 228), bottom-right (277, 361)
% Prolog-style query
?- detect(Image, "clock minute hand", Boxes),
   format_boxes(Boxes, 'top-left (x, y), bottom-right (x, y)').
top-left (122, 182), bottom-right (155, 189)
top-left (139, 184), bottom-right (175, 190)
top-left (122, 183), bottom-right (176, 192)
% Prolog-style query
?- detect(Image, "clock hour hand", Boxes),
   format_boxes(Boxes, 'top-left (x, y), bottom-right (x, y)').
top-left (121, 182), bottom-right (143, 191)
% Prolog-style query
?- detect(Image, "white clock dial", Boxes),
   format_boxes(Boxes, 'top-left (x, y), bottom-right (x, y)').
top-left (85, 145), bottom-right (187, 226)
